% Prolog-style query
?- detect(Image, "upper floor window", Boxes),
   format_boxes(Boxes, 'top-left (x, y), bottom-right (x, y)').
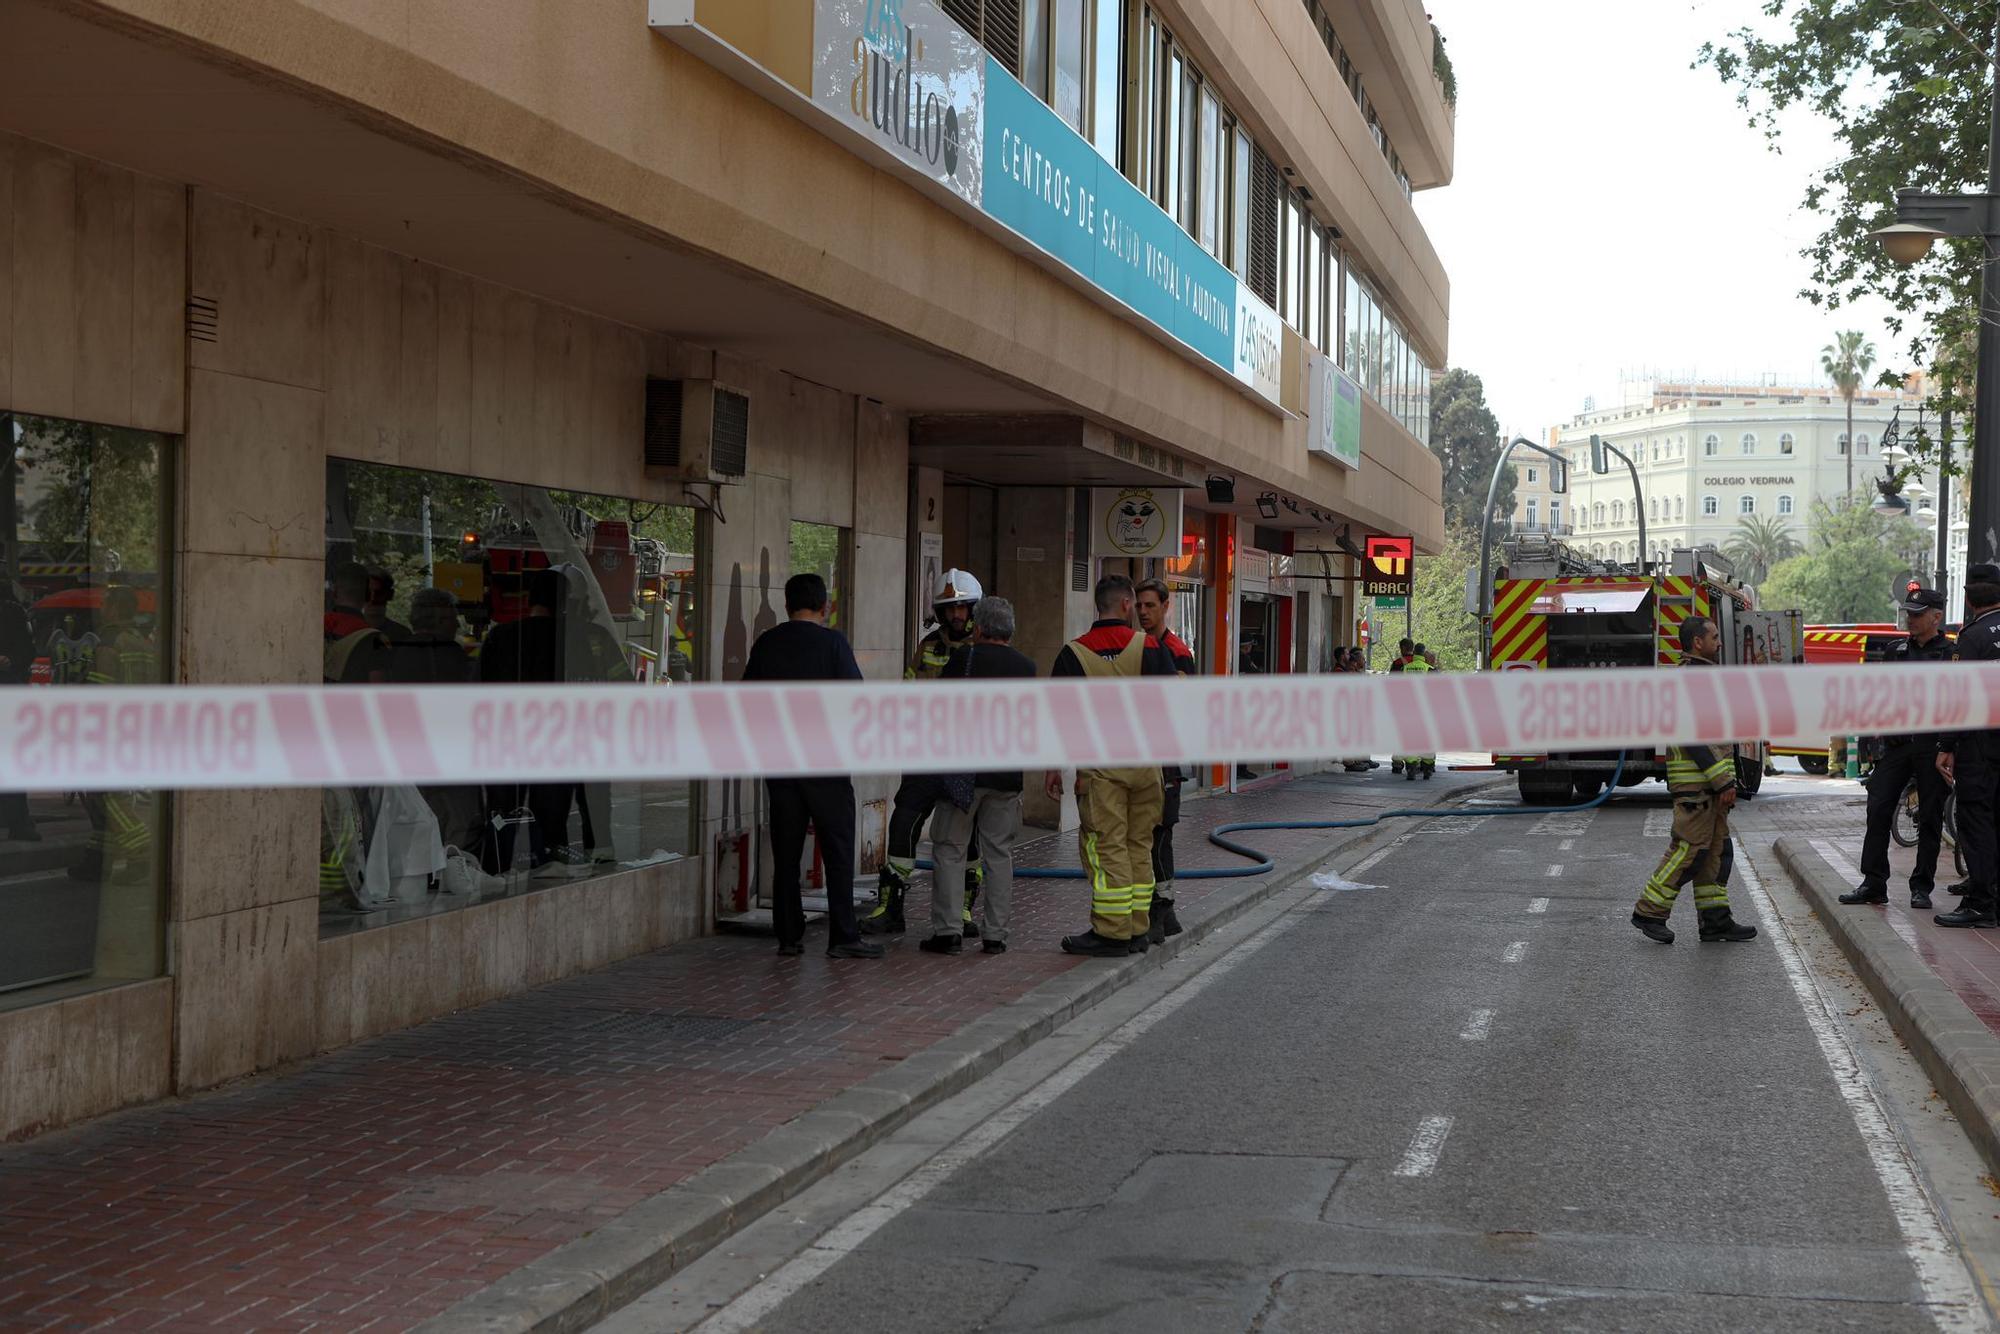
top-left (1740, 494), bottom-right (1756, 515)
top-left (1857, 433), bottom-right (1871, 454)
top-left (1702, 495), bottom-right (1719, 516)
top-left (1837, 433), bottom-right (1849, 454)
top-left (1525, 499), bottom-right (1539, 526)
top-left (1778, 494), bottom-right (1794, 515)
top-left (1740, 432), bottom-right (1757, 455)
top-left (1704, 434), bottom-right (1720, 456)
top-left (1526, 467), bottom-right (1538, 484)
top-left (1593, 502), bottom-right (1606, 525)
top-left (1674, 496), bottom-right (1684, 519)
top-left (1779, 432), bottom-right (1795, 455)
top-left (1550, 501), bottom-right (1561, 526)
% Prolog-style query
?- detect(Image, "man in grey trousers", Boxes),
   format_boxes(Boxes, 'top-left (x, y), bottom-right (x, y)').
top-left (924, 597), bottom-right (1035, 955)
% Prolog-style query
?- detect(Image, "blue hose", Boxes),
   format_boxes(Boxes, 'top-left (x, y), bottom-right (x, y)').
top-left (918, 754), bottom-right (1630, 881)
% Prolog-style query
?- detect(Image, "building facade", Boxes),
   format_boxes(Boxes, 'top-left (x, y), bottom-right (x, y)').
top-left (1511, 381), bottom-right (1934, 572)
top-left (0, 0), bottom-right (1450, 1137)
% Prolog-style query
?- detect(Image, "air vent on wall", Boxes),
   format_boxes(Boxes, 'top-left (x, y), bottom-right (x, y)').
top-left (186, 295), bottom-right (218, 344)
top-left (644, 378), bottom-right (749, 484)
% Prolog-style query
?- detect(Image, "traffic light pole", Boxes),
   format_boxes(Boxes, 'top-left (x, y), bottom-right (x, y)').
top-left (1477, 437), bottom-right (1570, 669)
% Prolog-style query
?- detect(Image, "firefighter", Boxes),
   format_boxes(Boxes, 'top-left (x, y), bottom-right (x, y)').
top-left (1841, 587), bottom-right (1952, 911)
top-left (864, 568), bottom-right (985, 935)
top-left (1397, 642), bottom-right (1435, 779)
top-left (1135, 578), bottom-right (1195, 943)
top-left (1389, 638), bottom-right (1415, 773)
top-left (1631, 614), bottom-right (1757, 944)
top-left (1045, 574), bottom-right (1178, 957)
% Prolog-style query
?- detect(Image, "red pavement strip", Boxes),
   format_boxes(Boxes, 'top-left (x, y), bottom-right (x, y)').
top-left (0, 774), bottom-right (1451, 1332)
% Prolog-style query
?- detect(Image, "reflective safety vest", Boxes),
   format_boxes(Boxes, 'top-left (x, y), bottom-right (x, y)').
top-left (1664, 658), bottom-right (1735, 790)
top-left (907, 627), bottom-right (970, 680)
top-left (1401, 657), bottom-right (1431, 675)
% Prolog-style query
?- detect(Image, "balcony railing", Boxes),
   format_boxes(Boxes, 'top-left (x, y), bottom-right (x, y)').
top-left (1503, 520), bottom-right (1574, 538)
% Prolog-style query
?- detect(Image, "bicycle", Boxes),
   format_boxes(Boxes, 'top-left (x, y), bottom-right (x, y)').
top-left (1892, 777), bottom-right (1965, 877)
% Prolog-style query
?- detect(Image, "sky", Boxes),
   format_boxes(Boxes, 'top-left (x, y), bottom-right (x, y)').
top-left (1414, 0), bottom-right (1906, 440)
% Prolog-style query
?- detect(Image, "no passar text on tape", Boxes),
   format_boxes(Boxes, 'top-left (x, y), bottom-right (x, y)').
top-left (1, 661), bottom-right (1993, 792)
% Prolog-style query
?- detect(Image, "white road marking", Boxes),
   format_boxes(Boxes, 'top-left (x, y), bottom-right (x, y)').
top-left (1528, 897), bottom-right (1550, 914)
top-left (1738, 856), bottom-right (1989, 1331)
top-left (1392, 1115), bottom-right (1454, 1178)
top-left (1502, 941), bottom-right (1527, 963)
top-left (1559, 839), bottom-right (1575, 852)
top-left (1546, 864), bottom-right (1564, 877)
top-left (692, 876), bottom-right (1320, 1332)
top-left (1460, 1009), bottom-right (1494, 1041)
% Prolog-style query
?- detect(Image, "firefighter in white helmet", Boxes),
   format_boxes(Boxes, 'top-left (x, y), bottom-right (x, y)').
top-left (863, 568), bottom-right (987, 935)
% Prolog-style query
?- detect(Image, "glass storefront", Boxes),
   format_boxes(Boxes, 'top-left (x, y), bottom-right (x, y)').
top-left (320, 459), bottom-right (700, 937)
top-left (1, 413), bottom-right (173, 1009)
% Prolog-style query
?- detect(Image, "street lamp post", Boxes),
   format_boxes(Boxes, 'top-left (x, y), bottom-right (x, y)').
top-left (1477, 436), bottom-right (1569, 669)
top-left (1871, 15), bottom-right (2000, 570)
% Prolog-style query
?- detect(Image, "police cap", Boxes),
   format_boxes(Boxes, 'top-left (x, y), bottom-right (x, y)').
top-left (1971, 563), bottom-right (2000, 585)
top-left (1901, 587), bottom-right (1947, 614)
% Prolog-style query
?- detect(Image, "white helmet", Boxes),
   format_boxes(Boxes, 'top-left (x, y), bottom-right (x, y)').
top-left (933, 568), bottom-right (983, 608)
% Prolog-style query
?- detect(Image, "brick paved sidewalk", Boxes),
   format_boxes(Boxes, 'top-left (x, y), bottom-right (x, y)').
top-left (1749, 779), bottom-right (2000, 1037)
top-left (0, 766), bottom-right (1475, 1333)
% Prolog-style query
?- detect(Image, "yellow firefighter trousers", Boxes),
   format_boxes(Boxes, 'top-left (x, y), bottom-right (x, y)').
top-left (1636, 787), bottom-right (1732, 918)
top-left (1078, 766), bottom-right (1165, 941)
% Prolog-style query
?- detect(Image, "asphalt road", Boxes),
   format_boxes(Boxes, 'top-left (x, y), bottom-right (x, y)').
top-left (613, 767), bottom-right (1998, 1332)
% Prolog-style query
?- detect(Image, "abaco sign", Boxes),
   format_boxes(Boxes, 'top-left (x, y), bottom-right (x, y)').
top-left (1361, 535), bottom-right (1414, 599)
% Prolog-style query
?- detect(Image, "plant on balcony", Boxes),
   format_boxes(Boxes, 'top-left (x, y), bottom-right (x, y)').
top-left (1432, 23), bottom-right (1457, 108)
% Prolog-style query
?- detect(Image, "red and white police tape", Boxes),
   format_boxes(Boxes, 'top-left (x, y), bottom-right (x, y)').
top-left (0, 662), bottom-right (1992, 792)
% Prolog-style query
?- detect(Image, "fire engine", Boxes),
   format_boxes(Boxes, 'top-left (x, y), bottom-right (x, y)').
top-left (1487, 536), bottom-right (1803, 804)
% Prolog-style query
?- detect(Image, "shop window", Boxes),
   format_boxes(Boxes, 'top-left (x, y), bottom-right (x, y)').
top-left (789, 521), bottom-right (850, 631)
top-left (319, 459), bottom-right (699, 938)
top-left (1089, 0), bottom-right (1124, 164)
top-left (1, 413), bottom-right (174, 1009)
top-left (1198, 86), bottom-right (1221, 255)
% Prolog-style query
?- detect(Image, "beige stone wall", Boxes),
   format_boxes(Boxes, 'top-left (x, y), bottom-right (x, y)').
top-left (68, 0), bottom-right (1441, 548)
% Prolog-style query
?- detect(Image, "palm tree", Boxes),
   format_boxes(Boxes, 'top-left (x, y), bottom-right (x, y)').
top-left (1821, 330), bottom-right (1877, 500)
top-left (1723, 513), bottom-right (1803, 587)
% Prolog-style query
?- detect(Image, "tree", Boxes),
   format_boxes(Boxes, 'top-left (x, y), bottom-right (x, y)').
top-left (1821, 331), bottom-right (1877, 497)
top-left (1758, 498), bottom-right (1932, 622)
top-left (1403, 522), bottom-right (1481, 672)
top-left (1723, 512), bottom-right (1804, 588)
top-left (1428, 369), bottom-right (1512, 530)
top-left (1699, 7), bottom-right (1984, 426)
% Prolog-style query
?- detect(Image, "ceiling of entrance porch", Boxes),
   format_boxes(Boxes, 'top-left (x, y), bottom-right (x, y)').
top-left (0, 0), bottom-right (1049, 417)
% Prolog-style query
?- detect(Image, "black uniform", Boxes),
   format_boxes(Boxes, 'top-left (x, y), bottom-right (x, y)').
top-left (742, 619), bottom-right (866, 950)
top-left (1857, 628), bottom-right (1955, 903)
top-left (1943, 605), bottom-right (2000, 923)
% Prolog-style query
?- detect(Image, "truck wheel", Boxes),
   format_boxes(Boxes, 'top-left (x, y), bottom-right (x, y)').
top-left (1571, 775), bottom-right (1606, 801)
top-left (1734, 756), bottom-right (1764, 796)
top-left (1798, 755), bottom-right (1829, 776)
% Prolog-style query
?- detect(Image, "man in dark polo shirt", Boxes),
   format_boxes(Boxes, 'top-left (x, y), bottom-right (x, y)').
top-left (741, 573), bottom-right (883, 959)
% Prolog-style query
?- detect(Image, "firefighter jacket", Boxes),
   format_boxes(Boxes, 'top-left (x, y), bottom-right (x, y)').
top-left (1942, 606), bottom-right (2000, 757)
top-left (907, 624), bottom-right (972, 680)
top-left (1665, 653), bottom-right (1736, 793)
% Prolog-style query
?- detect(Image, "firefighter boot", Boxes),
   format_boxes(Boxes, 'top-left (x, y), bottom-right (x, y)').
top-left (1698, 907), bottom-right (1757, 942)
top-left (861, 867), bottom-right (907, 935)
top-left (1148, 893), bottom-right (1182, 943)
top-left (1630, 912), bottom-right (1675, 945)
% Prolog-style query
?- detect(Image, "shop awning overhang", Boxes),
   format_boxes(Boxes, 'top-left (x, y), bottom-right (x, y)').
top-left (911, 416), bottom-right (1195, 489)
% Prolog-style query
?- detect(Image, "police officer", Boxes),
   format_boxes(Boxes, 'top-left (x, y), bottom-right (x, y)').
top-left (1937, 565), bottom-right (2000, 929)
top-left (865, 568), bottom-right (985, 935)
top-left (1841, 586), bottom-right (1953, 910)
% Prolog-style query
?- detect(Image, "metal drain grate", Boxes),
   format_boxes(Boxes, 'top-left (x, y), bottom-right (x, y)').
top-left (577, 1013), bottom-right (758, 1042)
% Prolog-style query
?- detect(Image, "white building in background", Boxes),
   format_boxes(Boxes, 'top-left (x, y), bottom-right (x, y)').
top-left (1510, 379), bottom-right (1955, 604)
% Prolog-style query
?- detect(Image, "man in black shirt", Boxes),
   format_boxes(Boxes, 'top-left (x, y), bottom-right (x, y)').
top-left (1842, 587), bottom-right (1953, 910)
top-left (1938, 565), bottom-right (2000, 928)
top-left (742, 573), bottom-right (883, 959)
top-left (924, 596), bottom-right (1037, 955)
